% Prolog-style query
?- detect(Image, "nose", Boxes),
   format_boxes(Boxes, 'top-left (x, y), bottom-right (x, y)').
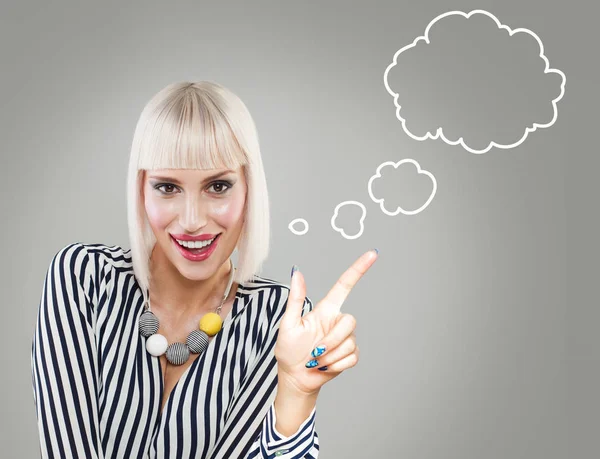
top-left (180, 194), bottom-right (208, 232)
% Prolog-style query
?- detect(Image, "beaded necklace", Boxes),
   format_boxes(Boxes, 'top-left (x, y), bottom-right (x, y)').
top-left (138, 259), bottom-right (235, 365)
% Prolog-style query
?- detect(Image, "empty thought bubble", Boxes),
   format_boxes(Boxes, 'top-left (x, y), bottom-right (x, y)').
top-left (368, 159), bottom-right (437, 216)
top-left (331, 201), bottom-right (367, 240)
top-left (383, 9), bottom-right (566, 153)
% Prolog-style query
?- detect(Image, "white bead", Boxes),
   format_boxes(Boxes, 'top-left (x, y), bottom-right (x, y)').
top-left (146, 334), bottom-right (168, 356)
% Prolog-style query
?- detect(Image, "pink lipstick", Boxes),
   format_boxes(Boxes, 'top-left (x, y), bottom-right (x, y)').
top-left (171, 234), bottom-right (220, 262)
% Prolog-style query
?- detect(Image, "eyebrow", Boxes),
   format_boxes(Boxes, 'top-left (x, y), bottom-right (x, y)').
top-left (148, 170), bottom-right (235, 184)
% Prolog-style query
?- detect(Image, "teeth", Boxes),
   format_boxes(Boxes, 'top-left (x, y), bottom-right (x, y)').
top-left (176, 236), bottom-right (216, 249)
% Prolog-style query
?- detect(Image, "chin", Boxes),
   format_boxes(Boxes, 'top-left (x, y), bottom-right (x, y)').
top-left (175, 263), bottom-right (217, 281)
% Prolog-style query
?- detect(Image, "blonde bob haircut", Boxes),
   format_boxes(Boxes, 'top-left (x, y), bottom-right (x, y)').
top-left (126, 81), bottom-right (270, 294)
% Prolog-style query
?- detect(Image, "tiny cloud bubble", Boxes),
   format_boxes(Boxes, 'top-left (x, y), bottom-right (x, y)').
top-left (288, 218), bottom-right (309, 236)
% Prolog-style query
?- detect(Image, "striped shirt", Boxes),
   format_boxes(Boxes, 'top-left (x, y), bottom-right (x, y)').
top-left (31, 242), bottom-right (320, 458)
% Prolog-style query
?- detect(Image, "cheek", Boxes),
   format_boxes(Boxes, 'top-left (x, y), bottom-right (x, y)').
top-left (209, 196), bottom-right (245, 226)
top-left (145, 197), bottom-right (176, 229)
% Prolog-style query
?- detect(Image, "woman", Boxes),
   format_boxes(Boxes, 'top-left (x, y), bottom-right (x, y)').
top-left (31, 81), bottom-right (378, 458)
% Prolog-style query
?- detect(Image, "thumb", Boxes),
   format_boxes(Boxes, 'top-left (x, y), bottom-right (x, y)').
top-left (281, 265), bottom-right (306, 329)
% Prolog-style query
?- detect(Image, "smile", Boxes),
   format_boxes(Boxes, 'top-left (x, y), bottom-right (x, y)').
top-left (174, 236), bottom-right (217, 249)
top-left (171, 234), bottom-right (221, 261)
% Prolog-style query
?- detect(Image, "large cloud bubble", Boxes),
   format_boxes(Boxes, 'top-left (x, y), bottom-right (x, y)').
top-left (384, 9), bottom-right (566, 153)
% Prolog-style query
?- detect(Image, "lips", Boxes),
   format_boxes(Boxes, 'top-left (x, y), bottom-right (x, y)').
top-left (171, 233), bottom-right (219, 242)
top-left (171, 234), bottom-right (221, 262)
top-left (173, 233), bottom-right (216, 244)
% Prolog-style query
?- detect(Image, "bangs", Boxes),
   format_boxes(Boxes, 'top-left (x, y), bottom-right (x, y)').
top-left (137, 89), bottom-right (249, 171)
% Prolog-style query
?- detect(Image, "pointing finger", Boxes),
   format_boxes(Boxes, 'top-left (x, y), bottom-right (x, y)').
top-left (321, 249), bottom-right (378, 314)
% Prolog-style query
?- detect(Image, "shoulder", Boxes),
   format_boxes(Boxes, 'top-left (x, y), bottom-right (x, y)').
top-left (242, 274), bottom-right (314, 318)
top-left (81, 242), bottom-right (134, 272)
top-left (48, 242), bottom-right (134, 294)
top-left (51, 241), bottom-right (132, 266)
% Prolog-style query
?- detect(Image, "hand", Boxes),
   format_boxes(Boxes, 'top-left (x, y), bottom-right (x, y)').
top-left (274, 249), bottom-right (379, 396)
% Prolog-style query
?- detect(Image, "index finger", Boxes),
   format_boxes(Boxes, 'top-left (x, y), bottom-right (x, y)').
top-left (322, 249), bottom-right (378, 313)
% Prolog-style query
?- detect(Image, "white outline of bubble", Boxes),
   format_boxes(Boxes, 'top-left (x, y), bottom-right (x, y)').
top-left (330, 201), bottom-right (367, 240)
top-left (288, 218), bottom-right (309, 236)
top-left (368, 159), bottom-right (437, 216)
top-left (383, 9), bottom-right (567, 154)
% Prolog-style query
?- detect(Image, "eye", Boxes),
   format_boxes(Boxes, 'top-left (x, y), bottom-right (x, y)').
top-left (208, 181), bottom-right (232, 194)
top-left (154, 183), bottom-right (179, 195)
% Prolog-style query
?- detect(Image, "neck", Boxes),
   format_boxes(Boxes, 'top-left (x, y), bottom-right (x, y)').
top-left (148, 244), bottom-right (233, 316)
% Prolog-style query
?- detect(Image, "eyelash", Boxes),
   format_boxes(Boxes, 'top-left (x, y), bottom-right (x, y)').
top-left (154, 181), bottom-right (233, 196)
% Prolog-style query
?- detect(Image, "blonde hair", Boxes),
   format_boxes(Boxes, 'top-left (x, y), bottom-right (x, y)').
top-left (126, 81), bottom-right (270, 293)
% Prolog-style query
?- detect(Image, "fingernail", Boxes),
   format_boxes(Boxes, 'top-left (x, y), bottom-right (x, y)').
top-left (318, 366), bottom-right (328, 371)
top-left (305, 359), bottom-right (318, 368)
top-left (373, 248), bottom-right (379, 255)
top-left (311, 345), bottom-right (326, 358)
top-left (291, 265), bottom-right (299, 278)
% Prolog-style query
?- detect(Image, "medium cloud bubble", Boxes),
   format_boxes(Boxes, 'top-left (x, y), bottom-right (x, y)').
top-left (368, 159), bottom-right (437, 216)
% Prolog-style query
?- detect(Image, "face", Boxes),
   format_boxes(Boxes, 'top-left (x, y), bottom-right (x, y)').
top-left (143, 166), bottom-right (247, 281)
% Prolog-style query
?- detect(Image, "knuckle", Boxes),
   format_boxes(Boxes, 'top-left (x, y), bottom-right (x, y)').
top-left (344, 314), bottom-right (357, 328)
top-left (351, 265), bottom-right (364, 277)
top-left (336, 278), bottom-right (352, 291)
top-left (344, 339), bottom-right (356, 354)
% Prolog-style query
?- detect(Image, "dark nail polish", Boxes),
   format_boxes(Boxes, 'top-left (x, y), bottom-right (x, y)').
top-left (373, 248), bottom-right (379, 255)
top-left (291, 265), bottom-right (298, 278)
top-left (318, 366), bottom-right (328, 371)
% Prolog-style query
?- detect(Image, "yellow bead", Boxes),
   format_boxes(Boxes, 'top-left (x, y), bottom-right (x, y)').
top-left (198, 312), bottom-right (223, 336)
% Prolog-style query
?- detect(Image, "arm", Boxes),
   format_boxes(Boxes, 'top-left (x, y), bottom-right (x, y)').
top-left (274, 371), bottom-right (319, 437)
top-left (210, 293), bottom-right (320, 458)
top-left (249, 395), bottom-right (319, 458)
top-left (31, 243), bottom-right (104, 458)
top-left (244, 296), bottom-right (320, 458)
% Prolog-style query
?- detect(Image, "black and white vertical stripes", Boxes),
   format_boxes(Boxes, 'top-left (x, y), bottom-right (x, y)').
top-left (31, 242), bottom-right (320, 458)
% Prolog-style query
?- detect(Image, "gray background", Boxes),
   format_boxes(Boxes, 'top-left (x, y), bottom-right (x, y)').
top-left (0, 1), bottom-right (596, 457)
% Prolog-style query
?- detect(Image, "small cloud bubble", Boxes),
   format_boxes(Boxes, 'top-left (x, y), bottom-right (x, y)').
top-left (331, 201), bottom-right (367, 240)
